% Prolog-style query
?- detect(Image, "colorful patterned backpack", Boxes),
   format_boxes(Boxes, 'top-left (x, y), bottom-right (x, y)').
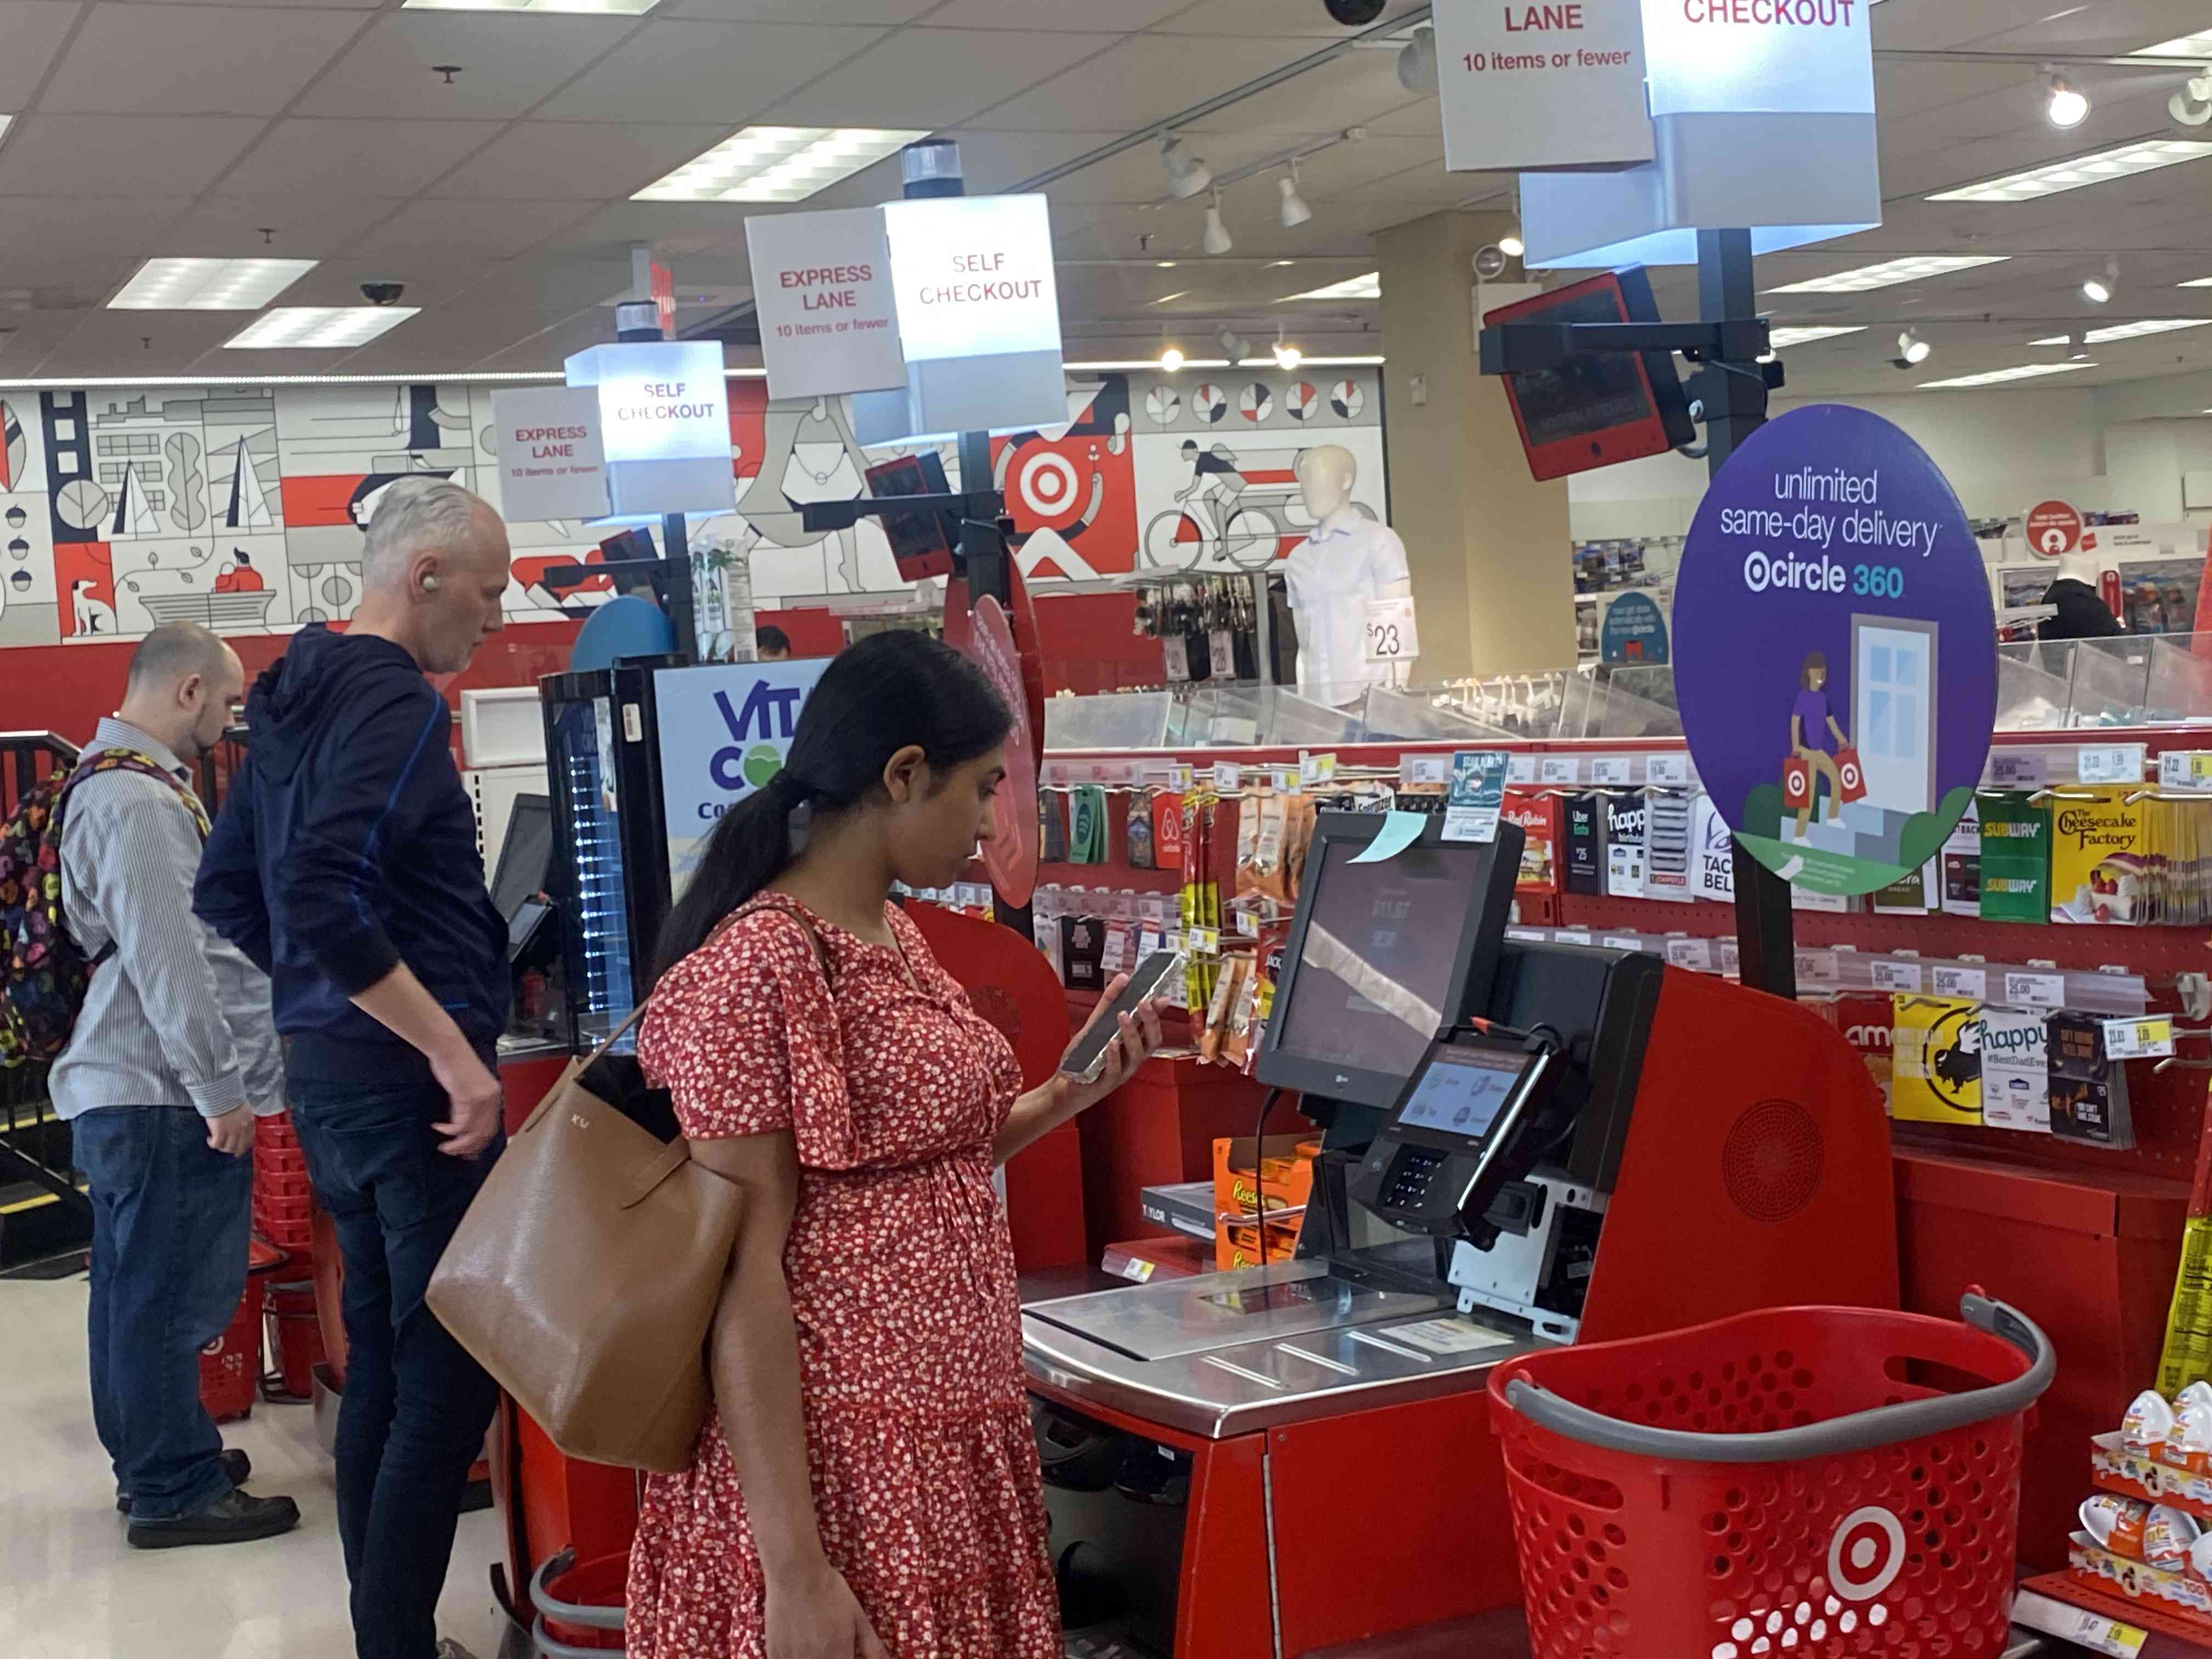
top-left (0, 749), bottom-right (208, 1068)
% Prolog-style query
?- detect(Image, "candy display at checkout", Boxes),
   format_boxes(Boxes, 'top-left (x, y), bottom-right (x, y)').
top-left (2073, 1383), bottom-right (2212, 1623)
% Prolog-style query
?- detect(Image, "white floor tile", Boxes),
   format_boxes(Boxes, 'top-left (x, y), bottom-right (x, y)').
top-left (0, 1273), bottom-right (512, 1659)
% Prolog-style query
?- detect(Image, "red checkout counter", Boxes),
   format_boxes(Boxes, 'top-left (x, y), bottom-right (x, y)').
top-left (1023, 811), bottom-right (1900, 1656)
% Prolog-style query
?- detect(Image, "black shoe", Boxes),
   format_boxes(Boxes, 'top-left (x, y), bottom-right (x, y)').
top-left (117, 1447), bottom-right (252, 1513)
top-left (127, 1487), bottom-right (300, 1549)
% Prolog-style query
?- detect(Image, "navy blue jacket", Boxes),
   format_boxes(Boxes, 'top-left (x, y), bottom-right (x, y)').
top-left (195, 625), bottom-right (507, 1073)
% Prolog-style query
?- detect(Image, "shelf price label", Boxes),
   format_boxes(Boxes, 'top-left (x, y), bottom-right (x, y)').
top-left (1871, 959), bottom-right (1925, 994)
top-left (1211, 763), bottom-right (1241, 793)
top-left (1187, 926), bottom-right (1221, 956)
top-left (1591, 758), bottom-right (1634, 787)
top-left (1986, 752), bottom-right (2050, 790)
top-left (1400, 753), bottom-right (1449, 787)
top-left (1796, 949), bottom-right (1841, 987)
top-left (1363, 596), bottom-right (1419, 663)
top-left (1539, 757), bottom-right (1582, 786)
top-left (2104, 1016), bottom-right (2176, 1061)
top-left (1647, 754), bottom-right (1690, 787)
top-left (2002, 971), bottom-right (2068, 1009)
top-left (1664, 938), bottom-right (1713, 971)
top-left (2078, 743), bottom-right (2147, 785)
top-left (1932, 966), bottom-right (1988, 1000)
top-left (1506, 754), bottom-right (1539, 785)
top-left (2160, 751), bottom-right (2212, 792)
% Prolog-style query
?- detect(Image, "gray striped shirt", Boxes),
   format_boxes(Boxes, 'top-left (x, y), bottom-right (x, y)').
top-left (48, 717), bottom-right (282, 1121)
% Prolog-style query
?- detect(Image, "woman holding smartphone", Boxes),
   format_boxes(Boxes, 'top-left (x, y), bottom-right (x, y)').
top-left (627, 630), bottom-right (1165, 1659)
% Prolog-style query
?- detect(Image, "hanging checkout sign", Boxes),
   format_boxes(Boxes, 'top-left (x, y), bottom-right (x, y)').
top-left (1434, 0), bottom-right (1654, 172)
top-left (563, 338), bottom-right (731, 520)
top-left (1673, 405), bottom-right (1997, 898)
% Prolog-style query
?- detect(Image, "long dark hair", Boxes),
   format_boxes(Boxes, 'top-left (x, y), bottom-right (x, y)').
top-left (653, 629), bottom-right (1012, 980)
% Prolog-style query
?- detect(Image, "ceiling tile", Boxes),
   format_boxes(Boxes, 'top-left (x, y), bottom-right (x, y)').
top-left (168, 193), bottom-right (407, 259)
top-left (1152, 0), bottom-right (1427, 36)
top-left (428, 120), bottom-right (730, 199)
top-left (657, 0), bottom-right (934, 21)
top-left (343, 196), bottom-right (597, 263)
top-left (294, 13), bottom-right (636, 120)
top-left (926, 0), bottom-right (1185, 27)
top-left (275, 260), bottom-right (503, 309)
top-left (215, 117), bottom-right (501, 201)
top-left (0, 115), bottom-right (266, 196)
top-left (0, 2), bottom-right (84, 109)
top-left (967, 33), bottom-right (1322, 132)
top-left (754, 27), bottom-right (1118, 128)
top-left (39, 4), bottom-right (368, 115)
top-left (0, 196), bottom-right (182, 262)
top-left (535, 19), bottom-right (884, 122)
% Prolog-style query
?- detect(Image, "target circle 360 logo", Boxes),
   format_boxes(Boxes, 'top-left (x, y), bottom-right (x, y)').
top-left (1827, 1506), bottom-right (1905, 1601)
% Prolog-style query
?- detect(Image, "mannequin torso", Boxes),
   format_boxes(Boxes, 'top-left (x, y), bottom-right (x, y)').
top-left (1282, 447), bottom-right (1410, 703)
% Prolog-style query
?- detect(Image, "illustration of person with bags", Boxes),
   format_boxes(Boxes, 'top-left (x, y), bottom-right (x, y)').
top-left (1786, 649), bottom-right (1856, 837)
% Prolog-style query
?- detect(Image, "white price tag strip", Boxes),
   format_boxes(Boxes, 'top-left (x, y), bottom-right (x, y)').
top-left (1555, 929), bottom-right (1593, 945)
top-left (2011, 1588), bottom-right (2146, 1657)
top-left (1234, 910), bottom-right (1260, 938)
top-left (1986, 752), bottom-right (2050, 789)
top-left (1506, 928), bottom-right (1547, 944)
top-left (1212, 763), bottom-right (1241, 792)
top-left (1539, 757), bottom-right (1581, 786)
top-left (1647, 754), bottom-right (1690, 787)
top-left (2104, 1015), bottom-right (2176, 1060)
top-left (1506, 754), bottom-right (1538, 785)
top-left (2078, 743), bottom-right (2147, 785)
top-left (1604, 935), bottom-right (1644, 951)
top-left (1664, 938), bottom-right (1713, 971)
top-left (1932, 966), bottom-right (1987, 1000)
top-left (1717, 940), bottom-right (1741, 976)
top-left (1401, 754), bottom-right (1449, 787)
top-left (1299, 752), bottom-right (1337, 786)
top-left (1591, 758), bottom-right (1633, 787)
top-left (1796, 950), bottom-right (1840, 986)
top-left (1187, 927), bottom-right (1221, 955)
top-left (1871, 960), bottom-right (1925, 994)
top-left (2002, 970), bottom-right (2067, 1009)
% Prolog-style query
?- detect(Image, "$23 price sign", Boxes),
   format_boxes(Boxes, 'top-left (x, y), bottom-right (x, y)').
top-left (1364, 597), bottom-right (1420, 664)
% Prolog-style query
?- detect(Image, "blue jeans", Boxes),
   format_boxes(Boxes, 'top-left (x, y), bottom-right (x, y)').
top-left (74, 1104), bottom-right (253, 1522)
top-left (287, 1062), bottom-right (503, 1659)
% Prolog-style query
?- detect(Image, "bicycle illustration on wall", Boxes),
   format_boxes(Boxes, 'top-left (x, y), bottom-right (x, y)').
top-left (1142, 439), bottom-right (1375, 572)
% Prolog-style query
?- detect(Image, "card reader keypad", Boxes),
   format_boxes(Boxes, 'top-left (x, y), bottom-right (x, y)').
top-left (1385, 1145), bottom-right (1448, 1211)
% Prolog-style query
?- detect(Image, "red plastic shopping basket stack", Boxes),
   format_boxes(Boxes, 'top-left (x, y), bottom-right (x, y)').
top-left (1488, 1294), bottom-right (2052, 1658)
top-left (252, 1111), bottom-right (315, 1254)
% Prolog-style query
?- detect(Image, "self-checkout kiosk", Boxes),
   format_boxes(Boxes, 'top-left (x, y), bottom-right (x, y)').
top-left (1024, 811), bottom-right (1900, 1657)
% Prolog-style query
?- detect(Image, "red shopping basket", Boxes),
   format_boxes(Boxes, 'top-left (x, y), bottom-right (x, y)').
top-left (1489, 1293), bottom-right (2052, 1659)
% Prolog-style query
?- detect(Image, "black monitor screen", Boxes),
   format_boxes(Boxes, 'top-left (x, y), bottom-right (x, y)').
top-left (1513, 286), bottom-right (1654, 448)
top-left (490, 795), bottom-right (554, 924)
top-left (1271, 839), bottom-right (1487, 1082)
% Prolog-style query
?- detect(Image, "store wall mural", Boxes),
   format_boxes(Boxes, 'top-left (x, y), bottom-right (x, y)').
top-left (0, 367), bottom-right (1384, 651)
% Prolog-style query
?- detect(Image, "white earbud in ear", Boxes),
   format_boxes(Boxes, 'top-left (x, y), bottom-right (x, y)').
top-left (420, 574), bottom-right (439, 592)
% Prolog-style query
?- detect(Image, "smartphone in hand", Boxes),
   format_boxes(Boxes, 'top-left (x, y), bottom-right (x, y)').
top-left (1059, 950), bottom-right (1183, 1082)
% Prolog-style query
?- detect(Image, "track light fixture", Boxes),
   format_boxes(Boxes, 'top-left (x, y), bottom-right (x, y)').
top-left (1202, 188), bottom-right (1234, 255)
top-left (1220, 329), bottom-right (1251, 364)
top-left (1272, 328), bottom-right (1302, 370)
top-left (1895, 327), bottom-right (1932, 368)
top-left (1160, 343), bottom-right (1185, 371)
top-left (2045, 72), bottom-right (2090, 129)
top-left (1499, 230), bottom-right (1526, 259)
top-left (1161, 134), bottom-right (1212, 200)
top-left (2172, 73), bottom-right (2212, 127)
top-left (2083, 262), bottom-right (2119, 305)
top-left (1278, 161), bottom-right (1313, 229)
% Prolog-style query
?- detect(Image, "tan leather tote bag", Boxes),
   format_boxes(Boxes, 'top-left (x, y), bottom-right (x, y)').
top-left (427, 1000), bottom-right (744, 1473)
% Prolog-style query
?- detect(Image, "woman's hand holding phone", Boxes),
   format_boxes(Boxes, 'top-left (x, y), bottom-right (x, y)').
top-left (1056, 972), bottom-right (1167, 1114)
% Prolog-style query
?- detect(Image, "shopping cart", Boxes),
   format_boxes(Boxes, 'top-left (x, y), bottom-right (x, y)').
top-left (1488, 1293), bottom-right (2053, 1658)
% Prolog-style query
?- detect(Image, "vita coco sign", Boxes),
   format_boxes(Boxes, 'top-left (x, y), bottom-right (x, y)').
top-left (1516, 0), bottom-right (1881, 266)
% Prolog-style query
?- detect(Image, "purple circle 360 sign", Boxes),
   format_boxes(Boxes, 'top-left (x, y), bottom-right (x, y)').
top-left (1674, 405), bottom-right (1995, 898)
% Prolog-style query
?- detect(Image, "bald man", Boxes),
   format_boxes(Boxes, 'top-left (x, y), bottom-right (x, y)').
top-left (197, 479), bottom-right (512, 1659)
top-left (52, 622), bottom-right (298, 1548)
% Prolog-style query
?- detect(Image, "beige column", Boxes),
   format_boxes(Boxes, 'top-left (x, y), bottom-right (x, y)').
top-left (1375, 210), bottom-right (1577, 680)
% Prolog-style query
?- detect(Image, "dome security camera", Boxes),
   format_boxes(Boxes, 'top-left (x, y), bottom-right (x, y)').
top-left (360, 281), bottom-right (407, 307)
top-left (1325, 0), bottom-right (1388, 22)
top-left (1474, 245), bottom-right (1509, 280)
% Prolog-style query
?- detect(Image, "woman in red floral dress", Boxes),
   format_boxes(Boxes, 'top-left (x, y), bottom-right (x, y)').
top-left (628, 631), bottom-right (1164, 1659)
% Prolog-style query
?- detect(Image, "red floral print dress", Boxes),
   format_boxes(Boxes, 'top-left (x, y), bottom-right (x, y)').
top-left (625, 893), bottom-right (1059, 1659)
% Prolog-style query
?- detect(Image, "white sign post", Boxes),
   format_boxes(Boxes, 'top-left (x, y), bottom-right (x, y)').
top-left (489, 386), bottom-right (608, 522)
top-left (744, 207), bottom-right (905, 402)
top-left (1435, 0), bottom-right (1652, 172)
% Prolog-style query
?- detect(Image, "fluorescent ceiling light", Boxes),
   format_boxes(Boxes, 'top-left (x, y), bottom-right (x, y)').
top-left (1765, 325), bottom-right (1867, 349)
top-left (1279, 272), bottom-right (1380, 302)
top-left (1765, 255), bottom-right (2008, 295)
top-left (1927, 139), bottom-right (2212, 203)
top-left (2178, 275), bottom-right (2212, 287)
top-left (2029, 318), bottom-right (2212, 345)
top-left (404, 0), bottom-right (657, 10)
top-left (1916, 362), bottom-right (2097, 388)
top-left (110, 257), bottom-right (317, 312)
top-left (0, 115), bottom-right (12, 150)
top-left (2129, 29), bottom-right (2212, 58)
top-left (223, 307), bottom-right (420, 349)
top-left (634, 127), bottom-right (928, 204)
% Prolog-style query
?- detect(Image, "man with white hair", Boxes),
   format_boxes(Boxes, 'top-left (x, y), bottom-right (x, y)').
top-left (198, 477), bottom-right (512, 1659)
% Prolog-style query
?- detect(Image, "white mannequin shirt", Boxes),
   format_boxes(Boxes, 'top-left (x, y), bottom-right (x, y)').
top-left (1282, 507), bottom-right (1410, 701)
